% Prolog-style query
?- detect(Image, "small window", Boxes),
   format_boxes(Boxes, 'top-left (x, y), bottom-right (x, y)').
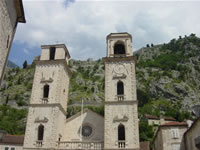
top-left (11, 148), bottom-right (15, 150)
top-left (172, 144), bottom-right (180, 150)
top-left (117, 81), bottom-right (124, 95)
top-left (172, 129), bottom-right (179, 138)
top-left (7, 35), bottom-right (10, 48)
top-left (43, 85), bottom-right (49, 98)
top-left (4, 147), bottom-right (9, 150)
top-left (50, 47), bottom-right (56, 60)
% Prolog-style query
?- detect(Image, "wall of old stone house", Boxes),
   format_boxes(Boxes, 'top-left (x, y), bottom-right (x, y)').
top-left (154, 129), bottom-right (163, 150)
top-left (0, 0), bottom-right (18, 85)
top-left (184, 120), bottom-right (200, 150)
top-left (0, 144), bottom-right (23, 150)
top-left (161, 126), bottom-right (187, 150)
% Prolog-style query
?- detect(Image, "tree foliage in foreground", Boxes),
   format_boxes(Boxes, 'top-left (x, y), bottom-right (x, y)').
top-left (0, 105), bottom-right (27, 135)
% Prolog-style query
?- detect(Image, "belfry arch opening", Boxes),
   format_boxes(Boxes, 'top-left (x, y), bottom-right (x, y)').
top-left (38, 124), bottom-right (44, 141)
top-left (117, 81), bottom-right (124, 95)
top-left (50, 47), bottom-right (56, 60)
top-left (43, 85), bottom-right (49, 98)
top-left (114, 41), bottom-right (125, 55)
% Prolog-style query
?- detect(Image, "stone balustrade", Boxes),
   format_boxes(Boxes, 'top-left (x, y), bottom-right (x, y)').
top-left (35, 140), bottom-right (43, 147)
top-left (117, 95), bottom-right (124, 101)
top-left (57, 141), bottom-right (104, 149)
top-left (117, 140), bottom-right (126, 148)
top-left (41, 98), bottom-right (48, 104)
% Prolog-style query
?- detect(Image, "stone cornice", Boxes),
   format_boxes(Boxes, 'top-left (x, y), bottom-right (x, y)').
top-left (106, 32), bottom-right (132, 41)
top-left (104, 100), bottom-right (138, 105)
top-left (102, 56), bottom-right (136, 63)
top-left (35, 59), bottom-right (72, 77)
top-left (29, 103), bottom-right (66, 115)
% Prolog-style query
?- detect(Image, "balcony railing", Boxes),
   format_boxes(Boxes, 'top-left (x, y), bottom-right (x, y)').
top-left (57, 141), bottom-right (104, 149)
top-left (118, 140), bottom-right (126, 148)
top-left (36, 140), bottom-right (43, 147)
top-left (117, 95), bottom-right (124, 101)
top-left (41, 98), bottom-right (48, 104)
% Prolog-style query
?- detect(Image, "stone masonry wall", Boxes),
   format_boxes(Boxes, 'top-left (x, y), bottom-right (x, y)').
top-left (0, 0), bottom-right (17, 84)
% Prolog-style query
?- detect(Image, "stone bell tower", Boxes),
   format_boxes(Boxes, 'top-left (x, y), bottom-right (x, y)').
top-left (23, 44), bottom-right (71, 150)
top-left (103, 33), bottom-right (140, 150)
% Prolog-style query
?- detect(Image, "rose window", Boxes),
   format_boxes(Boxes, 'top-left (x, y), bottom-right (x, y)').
top-left (82, 125), bottom-right (93, 137)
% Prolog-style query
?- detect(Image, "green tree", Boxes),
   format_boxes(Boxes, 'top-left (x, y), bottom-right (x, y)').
top-left (23, 60), bottom-right (28, 69)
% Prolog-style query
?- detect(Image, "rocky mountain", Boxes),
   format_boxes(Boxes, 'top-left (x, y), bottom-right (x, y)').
top-left (135, 34), bottom-right (200, 110)
top-left (0, 33), bottom-right (200, 135)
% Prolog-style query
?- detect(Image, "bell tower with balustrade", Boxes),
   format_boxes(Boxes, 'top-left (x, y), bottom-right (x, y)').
top-left (23, 44), bottom-right (71, 150)
top-left (103, 33), bottom-right (140, 150)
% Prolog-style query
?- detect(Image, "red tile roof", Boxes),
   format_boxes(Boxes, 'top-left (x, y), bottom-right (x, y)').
top-left (163, 116), bottom-right (176, 121)
top-left (140, 141), bottom-right (150, 150)
top-left (0, 134), bottom-right (24, 145)
top-left (144, 114), bottom-right (159, 120)
top-left (144, 114), bottom-right (176, 121)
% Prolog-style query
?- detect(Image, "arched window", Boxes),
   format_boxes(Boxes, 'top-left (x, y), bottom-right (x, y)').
top-left (117, 81), bottom-right (124, 95)
top-left (50, 47), bottom-right (56, 60)
top-left (118, 124), bottom-right (125, 141)
top-left (114, 42), bottom-right (125, 55)
top-left (38, 124), bottom-right (44, 141)
top-left (118, 124), bottom-right (125, 148)
top-left (43, 85), bottom-right (49, 98)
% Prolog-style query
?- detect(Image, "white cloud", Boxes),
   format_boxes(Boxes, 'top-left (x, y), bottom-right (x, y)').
top-left (15, 0), bottom-right (200, 60)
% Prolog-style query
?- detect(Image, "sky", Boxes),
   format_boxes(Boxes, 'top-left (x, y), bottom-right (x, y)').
top-left (8, 0), bottom-right (200, 67)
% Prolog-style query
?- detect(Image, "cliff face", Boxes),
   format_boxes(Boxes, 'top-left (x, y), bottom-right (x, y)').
top-left (135, 34), bottom-right (200, 109)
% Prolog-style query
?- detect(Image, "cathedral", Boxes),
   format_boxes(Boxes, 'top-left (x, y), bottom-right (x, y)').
top-left (23, 32), bottom-right (140, 150)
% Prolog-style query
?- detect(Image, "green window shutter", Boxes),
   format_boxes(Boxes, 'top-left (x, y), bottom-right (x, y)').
top-left (4, 147), bottom-right (9, 150)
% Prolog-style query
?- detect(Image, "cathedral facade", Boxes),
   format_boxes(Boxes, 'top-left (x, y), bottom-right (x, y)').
top-left (23, 33), bottom-right (140, 150)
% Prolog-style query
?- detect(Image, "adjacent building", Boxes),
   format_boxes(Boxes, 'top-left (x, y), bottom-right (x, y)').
top-left (153, 122), bottom-right (188, 150)
top-left (0, 0), bottom-right (26, 85)
top-left (0, 130), bottom-right (24, 150)
top-left (181, 117), bottom-right (200, 150)
top-left (144, 114), bottom-right (176, 126)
